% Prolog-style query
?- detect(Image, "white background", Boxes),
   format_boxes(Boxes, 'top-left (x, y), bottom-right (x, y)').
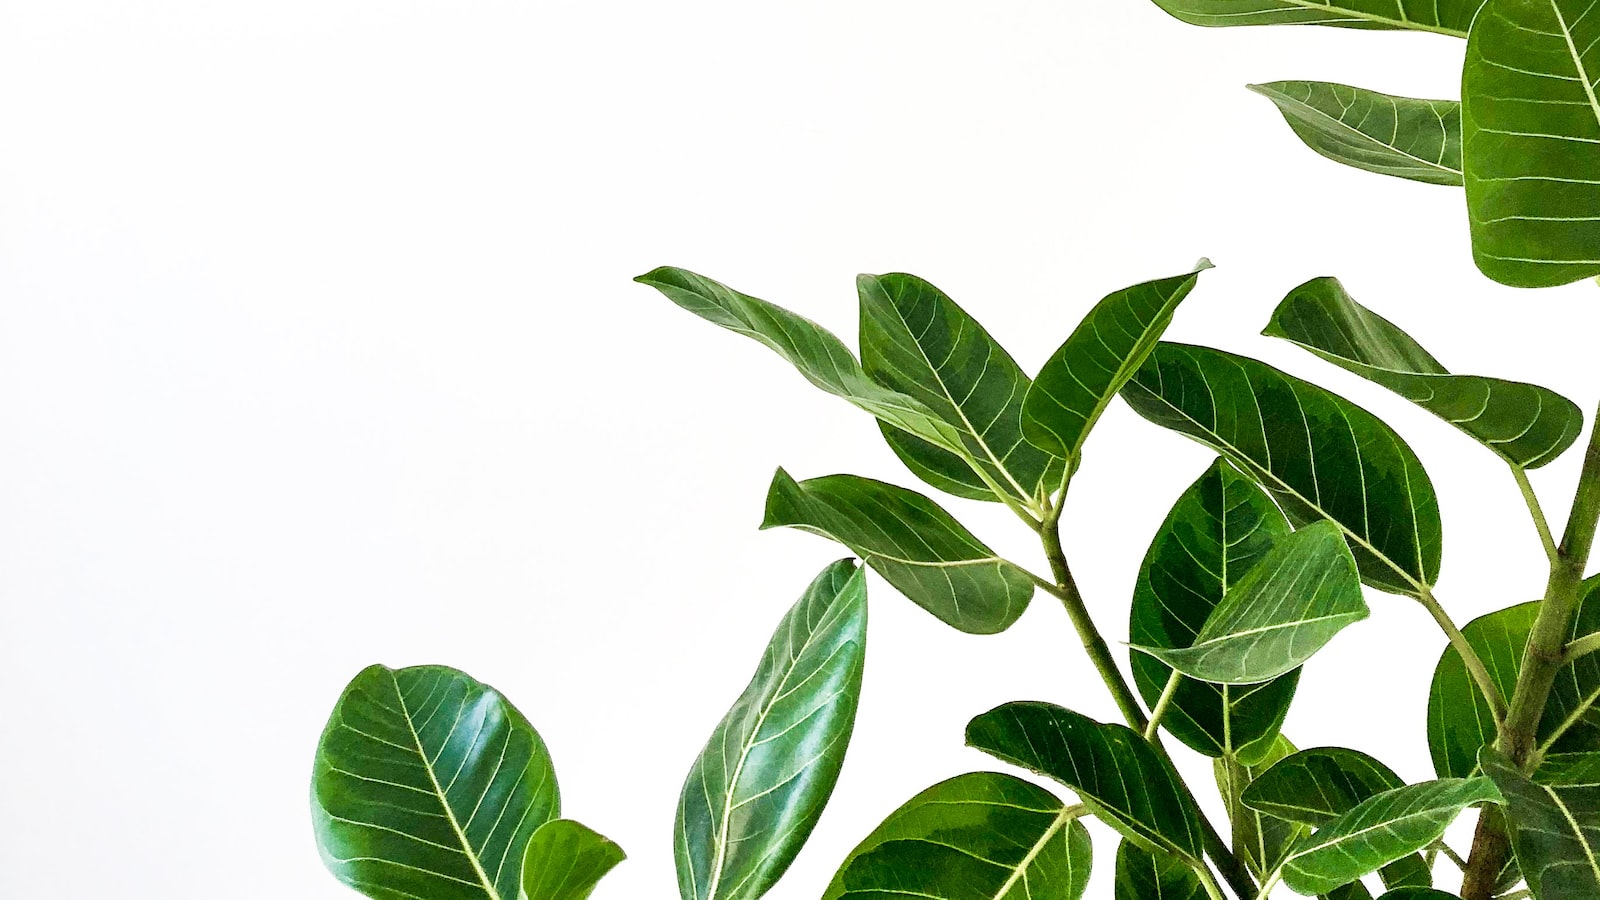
top-left (0, 3), bottom-right (1588, 898)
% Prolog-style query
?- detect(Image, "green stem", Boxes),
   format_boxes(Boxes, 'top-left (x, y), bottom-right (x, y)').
top-left (1420, 587), bottom-right (1509, 723)
top-left (1146, 670), bottom-right (1184, 741)
top-left (1513, 465), bottom-right (1560, 565)
top-left (1564, 628), bottom-right (1600, 662)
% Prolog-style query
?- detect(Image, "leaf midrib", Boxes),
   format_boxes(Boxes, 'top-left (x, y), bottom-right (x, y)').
top-left (1249, 0), bottom-right (1467, 36)
top-left (988, 807), bottom-right (1079, 899)
top-left (1258, 85), bottom-right (1460, 173)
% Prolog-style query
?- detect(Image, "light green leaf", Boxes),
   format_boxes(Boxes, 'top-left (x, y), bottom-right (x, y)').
top-left (1021, 263), bottom-right (1208, 463)
top-left (822, 772), bottom-right (1091, 900)
top-left (761, 469), bottom-right (1034, 634)
top-left (1249, 82), bottom-right (1462, 186)
top-left (311, 665), bottom-right (560, 900)
top-left (1265, 277), bottom-right (1582, 468)
top-left (519, 820), bottom-right (625, 900)
top-left (676, 559), bottom-right (867, 900)
top-left (1114, 841), bottom-right (1208, 900)
top-left (1217, 736), bottom-right (1308, 878)
top-left (1463, 0), bottom-right (1600, 287)
top-left (1145, 0), bottom-right (1481, 34)
top-left (1131, 458), bottom-right (1298, 760)
top-left (1122, 342), bottom-right (1441, 597)
top-left (1481, 748), bottom-right (1600, 899)
top-left (967, 701), bottom-right (1206, 864)
top-left (1132, 522), bottom-right (1368, 684)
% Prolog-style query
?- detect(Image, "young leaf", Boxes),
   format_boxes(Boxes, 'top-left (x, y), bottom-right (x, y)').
top-left (762, 469), bottom-right (1034, 634)
top-left (311, 665), bottom-right (561, 900)
top-left (1144, 0), bottom-right (1480, 34)
top-left (1121, 341), bottom-right (1441, 597)
top-left (1131, 521), bottom-right (1369, 684)
top-left (519, 820), bottom-right (625, 900)
top-left (1021, 263), bottom-right (1208, 464)
top-left (1463, 0), bottom-right (1600, 287)
top-left (1131, 458), bottom-right (1298, 761)
top-left (966, 701), bottom-right (1207, 864)
top-left (822, 772), bottom-right (1091, 900)
top-left (1481, 748), bottom-right (1600, 899)
top-left (1216, 736), bottom-right (1308, 878)
top-left (1265, 277), bottom-right (1582, 469)
top-left (1249, 82), bottom-right (1462, 186)
top-left (859, 273), bottom-right (1059, 506)
top-left (1277, 778), bottom-right (1504, 896)
top-left (1114, 841), bottom-right (1208, 900)
top-left (676, 559), bottom-right (867, 900)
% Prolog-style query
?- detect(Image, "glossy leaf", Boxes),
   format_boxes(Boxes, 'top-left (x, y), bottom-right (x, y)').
top-left (1481, 748), bottom-right (1600, 899)
top-left (822, 771), bottom-right (1091, 900)
top-left (1277, 778), bottom-right (1503, 896)
top-left (762, 469), bottom-right (1034, 634)
top-left (1114, 842), bottom-right (1207, 900)
top-left (1145, 0), bottom-right (1480, 33)
top-left (676, 559), bottom-right (867, 900)
top-left (519, 820), bottom-right (625, 900)
top-left (1133, 521), bottom-right (1368, 684)
top-left (1130, 458), bottom-right (1298, 760)
top-left (311, 665), bottom-right (560, 900)
top-left (1249, 82), bottom-right (1462, 186)
top-left (1265, 277), bottom-right (1582, 469)
top-left (1463, 0), bottom-right (1600, 287)
top-left (1122, 341), bottom-right (1441, 597)
top-left (1216, 736), bottom-right (1307, 878)
top-left (967, 701), bottom-right (1206, 863)
top-left (1022, 263), bottom-right (1208, 463)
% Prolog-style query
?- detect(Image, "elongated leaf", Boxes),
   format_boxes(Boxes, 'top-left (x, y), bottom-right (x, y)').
top-left (878, 424), bottom-right (998, 502)
top-left (1122, 342), bottom-right (1441, 597)
top-left (1481, 748), bottom-right (1600, 899)
top-left (762, 469), bottom-right (1034, 634)
top-left (676, 559), bottom-right (867, 900)
top-left (1216, 736), bottom-right (1308, 878)
top-left (860, 273), bottom-right (1059, 506)
top-left (1131, 458), bottom-right (1298, 760)
top-left (519, 820), bottom-right (625, 900)
top-left (1538, 751), bottom-right (1600, 786)
top-left (311, 665), bottom-right (561, 900)
top-left (1146, 0), bottom-right (1481, 34)
top-left (967, 701), bottom-right (1206, 863)
top-left (822, 771), bottom-right (1091, 900)
top-left (1265, 277), bottom-right (1582, 468)
top-left (1278, 778), bottom-right (1502, 895)
top-left (1133, 522), bottom-right (1368, 684)
top-left (1250, 82), bottom-right (1462, 186)
top-left (1463, 0), bottom-right (1600, 287)
top-left (1022, 263), bottom-right (1208, 463)
top-left (1115, 842), bottom-right (1207, 900)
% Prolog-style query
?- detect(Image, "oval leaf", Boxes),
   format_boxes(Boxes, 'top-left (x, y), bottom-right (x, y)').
top-left (520, 820), bottom-right (625, 900)
top-left (1115, 841), bottom-right (1208, 900)
top-left (1481, 748), bottom-right (1600, 899)
top-left (966, 701), bottom-right (1206, 863)
top-left (761, 469), bottom-right (1034, 633)
top-left (1265, 277), bottom-right (1582, 469)
top-left (1146, 0), bottom-right (1480, 34)
top-left (311, 665), bottom-right (560, 900)
top-left (1216, 736), bottom-right (1308, 878)
top-left (1122, 341), bottom-right (1441, 597)
top-left (1250, 82), bottom-right (1462, 186)
top-left (822, 771), bottom-right (1091, 900)
top-left (676, 559), bottom-right (867, 900)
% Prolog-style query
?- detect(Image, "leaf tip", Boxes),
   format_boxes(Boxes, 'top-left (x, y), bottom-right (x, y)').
top-left (1192, 257), bottom-right (1215, 273)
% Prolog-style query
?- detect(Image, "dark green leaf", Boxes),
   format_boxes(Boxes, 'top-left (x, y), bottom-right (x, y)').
top-left (1376, 891), bottom-right (1462, 899)
top-left (1122, 342), bottom-right (1441, 597)
top-left (1249, 82), bottom-right (1462, 186)
top-left (311, 665), bottom-right (560, 900)
top-left (762, 469), bottom-right (1034, 634)
top-left (1145, 0), bottom-right (1480, 34)
top-left (1216, 736), bottom-right (1308, 878)
top-left (822, 772), bottom-right (1091, 900)
top-left (1265, 277), bottom-right (1582, 468)
top-left (878, 423), bottom-right (1000, 502)
top-left (967, 701), bottom-right (1206, 863)
top-left (1022, 263), bottom-right (1208, 463)
top-left (1131, 458), bottom-right (1298, 760)
top-left (1537, 751), bottom-right (1600, 787)
top-left (1481, 748), bottom-right (1600, 899)
top-left (676, 559), bottom-right (867, 900)
top-left (519, 820), bottom-right (625, 900)
top-left (1114, 842), bottom-right (1207, 900)
top-left (1325, 883), bottom-right (1375, 900)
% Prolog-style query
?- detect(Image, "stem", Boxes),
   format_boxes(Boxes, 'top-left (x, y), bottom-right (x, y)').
top-left (1197, 863), bottom-right (1229, 900)
top-left (1146, 670), bottom-right (1183, 740)
top-left (1513, 465), bottom-right (1560, 565)
top-left (1421, 588), bottom-right (1508, 723)
top-left (1565, 628), bottom-right (1600, 662)
top-left (1432, 840), bottom-right (1469, 872)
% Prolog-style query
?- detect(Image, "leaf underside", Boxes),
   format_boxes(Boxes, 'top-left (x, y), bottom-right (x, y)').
top-left (1250, 82), bottom-right (1462, 186)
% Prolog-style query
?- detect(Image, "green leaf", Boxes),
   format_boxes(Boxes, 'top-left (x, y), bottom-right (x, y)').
top-left (1131, 458), bottom-right (1298, 760)
top-left (967, 701), bottom-right (1206, 863)
top-left (1249, 82), bottom-right (1463, 186)
top-left (822, 771), bottom-right (1091, 900)
top-left (1537, 751), bottom-right (1600, 787)
top-left (1376, 891), bottom-right (1462, 899)
top-left (1021, 263), bottom-right (1208, 463)
top-left (1277, 778), bottom-right (1503, 896)
top-left (311, 665), bottom-right (560, 900)
top-left (761, 469), bottom-right (1034, 634)
top-left (1132, 521), bottom-right (1368, 684)
top-left (859, 273), bottom-right (1060, 506)
top-left (519, 820), bottom-right (625, 900)
top-left (1327, 885), bottom-right (1376, 900)
top-left (1463, 0), bottom-right (1600, 287)
top-left (1217, 736), bottom-right (1309, 878)
top-left (676, 559), bottom-right (867, 900)
top-left (1114, 842), bottom-right (1208, 900)
top-left (1265, 277), bottom-right (1582, 468)
top-left (1145, 0), bottom-right (1481, 34)
top-left (877, 424), bottom-right (1001, 502)
top-left (1122, 342), bottom-right (1441, 597)
top-left (1481, 748), bottom-right (1600, 899)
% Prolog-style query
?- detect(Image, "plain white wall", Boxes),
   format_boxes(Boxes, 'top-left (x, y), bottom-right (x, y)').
top-left (0, 2), bottom-right (1588, 897)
